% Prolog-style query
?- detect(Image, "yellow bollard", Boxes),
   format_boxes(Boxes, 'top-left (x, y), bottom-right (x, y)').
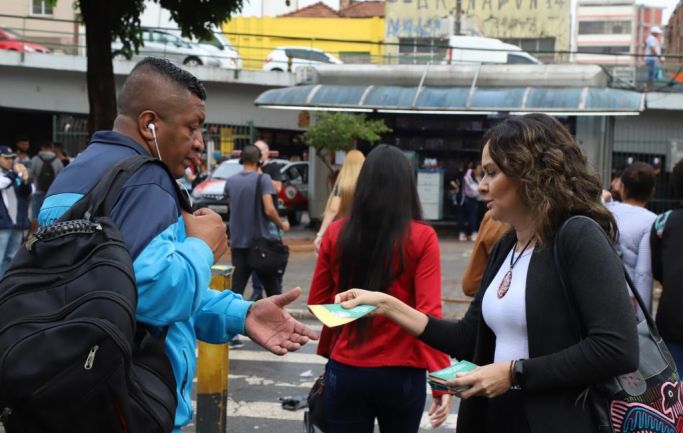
top-left (196, 265), bottom-right (233, 433)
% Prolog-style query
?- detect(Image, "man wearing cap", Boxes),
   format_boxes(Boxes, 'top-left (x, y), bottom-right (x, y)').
top-left (646, 26), bottom-right (664, 90)
top-left (0, 146), bottom-right (30, 274)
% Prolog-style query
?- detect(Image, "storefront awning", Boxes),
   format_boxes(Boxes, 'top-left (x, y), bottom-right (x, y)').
top-left (255, 84), bottom-right (644, 116)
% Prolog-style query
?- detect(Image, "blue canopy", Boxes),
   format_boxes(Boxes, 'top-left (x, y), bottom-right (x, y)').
top-left (255, 84), bottom-right (644, 114)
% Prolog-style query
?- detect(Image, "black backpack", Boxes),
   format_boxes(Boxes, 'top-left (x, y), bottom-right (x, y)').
top-left (0, 155), bottom-right (189, 433)
top-left (36, 154), bottom-right (57, 192)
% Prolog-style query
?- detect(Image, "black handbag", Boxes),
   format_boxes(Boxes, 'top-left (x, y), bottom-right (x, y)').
top-left (247, 174), bottom-right (289, 276)
top-left (304, 374), bottom-right (327, 433)
top-left (555, 215), bottom-right (682, 433)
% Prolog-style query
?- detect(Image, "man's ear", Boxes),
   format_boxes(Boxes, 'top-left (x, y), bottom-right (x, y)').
top-left (138, 111), bottom-right (157, 142)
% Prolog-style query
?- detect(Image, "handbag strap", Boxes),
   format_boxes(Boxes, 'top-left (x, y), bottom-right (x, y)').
top-left (251, 173), bottom-right (264, 242)
top-left (553, 215), bottom-right (661, 340)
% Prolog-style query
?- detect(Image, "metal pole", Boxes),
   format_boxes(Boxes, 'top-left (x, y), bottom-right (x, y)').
top-left (196, 265), bottom-right (233, 433)
top-left (455, 0), bottom-right (462, 36)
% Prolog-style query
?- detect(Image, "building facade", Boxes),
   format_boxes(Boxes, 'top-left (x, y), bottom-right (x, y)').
top-left (384, 0), bottom-right (572, 63)
top-left (0, 0), bottom-right (78, 54)
top-left (223, 4), bottom-right (385, 70)
top-left (574, 0), bottom-right (663, 65)
top-left (666, 1), bottom-right (683, 64)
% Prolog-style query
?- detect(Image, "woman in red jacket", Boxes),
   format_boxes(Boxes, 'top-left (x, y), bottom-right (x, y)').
top-left (307, 145), bottom-right (452, 433)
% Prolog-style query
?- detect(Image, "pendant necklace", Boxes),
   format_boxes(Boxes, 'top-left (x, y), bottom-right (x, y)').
top-left (497, 238), bottom-right (534, 299)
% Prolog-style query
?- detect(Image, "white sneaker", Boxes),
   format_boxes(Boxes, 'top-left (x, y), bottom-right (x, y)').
top-left (459, 233), bottom-right (467, 242)
top-left (471, 232), bottom-right (478, 242)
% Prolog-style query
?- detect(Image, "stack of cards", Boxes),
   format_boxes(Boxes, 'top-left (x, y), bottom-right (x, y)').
top-left (428, 360), bottom-right (478, 392)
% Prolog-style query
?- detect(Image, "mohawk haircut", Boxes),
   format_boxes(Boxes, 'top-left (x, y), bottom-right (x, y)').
top-left (117, 57), bottom-right (207, 116)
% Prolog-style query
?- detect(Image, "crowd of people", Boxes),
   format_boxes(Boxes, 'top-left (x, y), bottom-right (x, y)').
top-left (3, 56), bottom-right (683, 433)
top-left (306, 114), bottom-right (683, 433)
top-left (0, 137), bottom-right (70, 273)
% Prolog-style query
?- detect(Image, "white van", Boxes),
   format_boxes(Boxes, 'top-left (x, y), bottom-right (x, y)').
top-left (444, 36), bottom-right (541, 65)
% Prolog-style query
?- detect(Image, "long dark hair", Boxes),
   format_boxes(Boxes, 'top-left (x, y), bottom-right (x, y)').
top-left (483, 113), bottom-right (617, 245)
top-left (337, 145), bottom-right (422, 295)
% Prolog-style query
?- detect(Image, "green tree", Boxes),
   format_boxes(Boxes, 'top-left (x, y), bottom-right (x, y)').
top-left (296, 112), bottom-right (391, 172)
top-left (46, 0), bottom-right (243, 135)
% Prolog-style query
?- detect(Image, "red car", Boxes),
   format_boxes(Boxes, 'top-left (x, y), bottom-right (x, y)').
top-left (0, 28), bottom-right (50, 53)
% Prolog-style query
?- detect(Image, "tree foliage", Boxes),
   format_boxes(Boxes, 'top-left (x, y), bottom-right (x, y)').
top-left (297, 112), bottom-right (391, 170)
top-left (47, 0), bottom-right (244, 134)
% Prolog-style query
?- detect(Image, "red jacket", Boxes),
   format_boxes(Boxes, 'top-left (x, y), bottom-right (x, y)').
top-left (307, 219), bottom-right (450, 391)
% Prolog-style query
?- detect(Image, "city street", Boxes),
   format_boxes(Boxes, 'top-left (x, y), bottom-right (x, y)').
top-left (183, 229), bottom-right (474, 433)
top-left (185, 321), bottom-right (461, 433)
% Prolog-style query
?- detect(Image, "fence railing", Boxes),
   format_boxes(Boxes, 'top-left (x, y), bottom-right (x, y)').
top-left (2, 13), bottom-right (683, 92)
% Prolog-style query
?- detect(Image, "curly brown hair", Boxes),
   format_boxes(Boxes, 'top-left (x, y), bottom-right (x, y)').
top-left (482, 113), bottom-right (617, 246)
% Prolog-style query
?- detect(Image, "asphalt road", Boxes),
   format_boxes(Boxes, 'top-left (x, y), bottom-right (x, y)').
top-left (184, 321), bottom-right (462, 433)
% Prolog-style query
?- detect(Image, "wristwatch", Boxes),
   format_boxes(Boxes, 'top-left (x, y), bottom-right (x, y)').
top-left (513, 359), bottom-right (526, 390)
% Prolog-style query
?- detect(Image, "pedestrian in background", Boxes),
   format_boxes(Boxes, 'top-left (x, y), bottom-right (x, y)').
top-left (336, 114), bottom-right (638, 433)
top-left (0, 146), bottom-right (30, 274)
top-left (225, 144), bottom-right (289, 298)
top-left (30, 141), bottom-right (64, 221)
top-left (645, 26), bottom-right (664, 90)
top-left (461, 210), bottom-right (509, 297)
top-left (606, 162), bottom-right (657, 317)
top-left (13, 135), bottom-right (32, 170)
top-left (651, 158), bottom-right (683, 372)
top-left (250, 139), bottom-right (284, 301)
top-left (308, 145), bottom-right (452, 433)
top-left (459, 161), bottom-right (482, 241)
top-left (313, 149), bottom-right (365, 253)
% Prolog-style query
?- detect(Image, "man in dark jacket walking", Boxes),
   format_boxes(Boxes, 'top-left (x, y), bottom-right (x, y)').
top-left (0, 145), bottom-right (31, 274)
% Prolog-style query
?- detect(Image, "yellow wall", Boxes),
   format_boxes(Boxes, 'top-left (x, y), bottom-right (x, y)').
top-left (223, 16), bottom-right (385, 70)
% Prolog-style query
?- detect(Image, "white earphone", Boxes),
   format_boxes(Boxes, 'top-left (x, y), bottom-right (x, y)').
top-left (147, 123), bottom-right (163, 162)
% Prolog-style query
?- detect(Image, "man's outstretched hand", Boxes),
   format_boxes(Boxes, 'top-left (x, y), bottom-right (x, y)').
top-left (245, 287), bottom-right (319, 355)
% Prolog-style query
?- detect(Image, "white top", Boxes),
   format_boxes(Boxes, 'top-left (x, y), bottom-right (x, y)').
top-left (607, 201), bottom-right (657, 318)
top-left (482, 247), bottom-right (533, 362)
top-left (646, 34), bottom-right (661, 58)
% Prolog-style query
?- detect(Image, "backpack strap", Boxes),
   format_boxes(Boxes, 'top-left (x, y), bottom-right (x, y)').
top-left (59, 155), bottom-right (191, 222)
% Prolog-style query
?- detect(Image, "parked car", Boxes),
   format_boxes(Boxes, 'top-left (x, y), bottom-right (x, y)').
top-left (192, 159), bottom-right (309, 225)
top-left (112, 28), bottom-right (221, 67)
top-left (444, 36), bottom-right (541, 65)
top-left (263, 46), bottom-right (342, 72)
top-left (0, 28), bottom-right (50, 53)
top-left (193, 28), bottom-right (243, 70)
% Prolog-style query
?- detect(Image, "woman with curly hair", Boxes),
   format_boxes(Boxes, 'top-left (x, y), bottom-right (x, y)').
top-left (334, 114), bottom-right (639, 433)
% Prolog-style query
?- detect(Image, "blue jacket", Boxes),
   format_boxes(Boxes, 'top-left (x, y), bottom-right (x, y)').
top-left (0, 170), bottom-right (31, 230)
top-left (39, 131), bottom-right (252, 430)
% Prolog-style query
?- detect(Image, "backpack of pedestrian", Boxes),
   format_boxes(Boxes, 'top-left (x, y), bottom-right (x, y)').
top-left (35, 154), bottom-right (57, 192)
top-left (0, 155), bottom-right (187, 433)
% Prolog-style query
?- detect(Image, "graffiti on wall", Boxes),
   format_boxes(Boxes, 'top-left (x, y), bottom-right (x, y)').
top-left (385, 0), bottom-right (570, 49)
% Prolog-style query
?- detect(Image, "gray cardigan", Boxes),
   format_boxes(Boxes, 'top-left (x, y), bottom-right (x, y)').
top-left (419, 216), bottom-right (639, 433)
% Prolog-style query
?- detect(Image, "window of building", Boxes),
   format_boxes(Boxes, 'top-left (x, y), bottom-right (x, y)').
top-left (500, 38), bottom-right (555, 62)
top-left (579, 45), bottom-right (630, 54)
top-left (32, 0), bottom-right (53, 15)
top-left (578, 21), bottom-right (632, 35)
top-left (398, 38), bottom-right (448, 64)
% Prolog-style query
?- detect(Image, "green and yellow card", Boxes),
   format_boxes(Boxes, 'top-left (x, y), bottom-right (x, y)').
top-left (428, 360), bottom-right (478, 392)
top-left (307, 304), bottom-right (377, 327)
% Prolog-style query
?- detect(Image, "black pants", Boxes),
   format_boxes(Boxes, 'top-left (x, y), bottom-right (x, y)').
top-left (486, 390), bottom-right (531, 433)
top-left (231, 248), bottom-right (281, 297)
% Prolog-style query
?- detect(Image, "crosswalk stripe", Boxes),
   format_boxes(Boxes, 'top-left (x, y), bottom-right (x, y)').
top-left (217, 398), bottom-right (458, 429)
top-left (228, 349), bottom-right (326, 364)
